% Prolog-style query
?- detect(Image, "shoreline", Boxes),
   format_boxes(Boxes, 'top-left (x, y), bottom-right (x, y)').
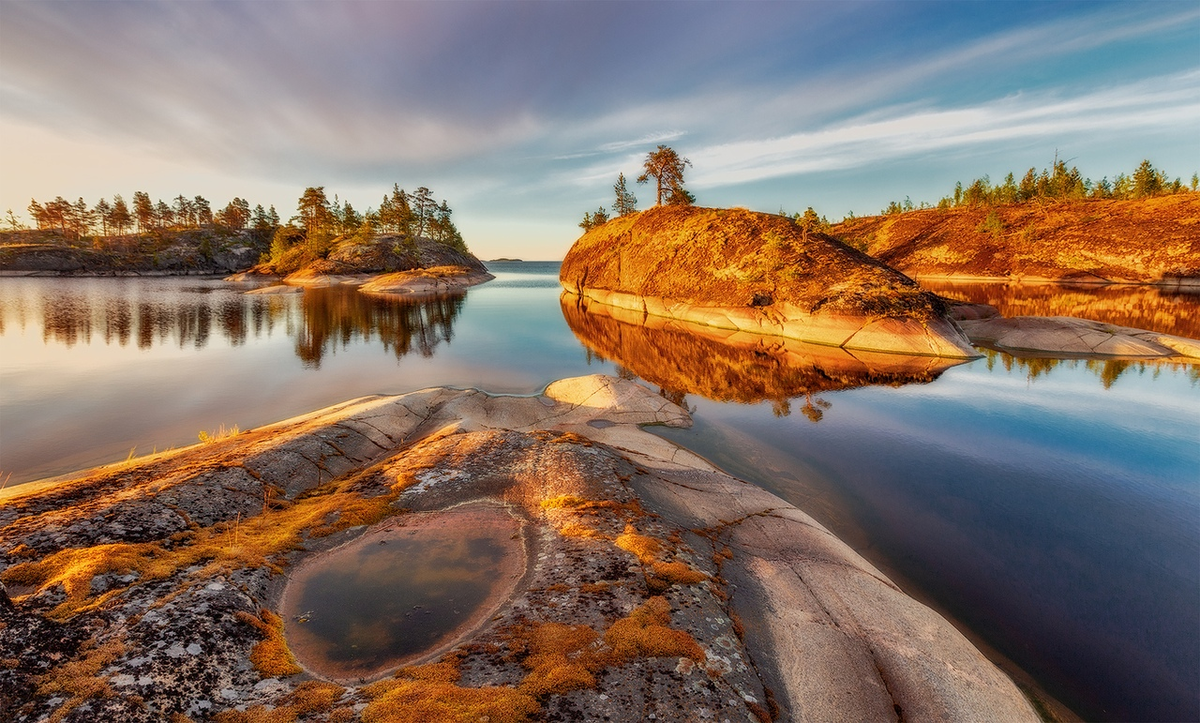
top-left (0, 375), bottom-right (1039, 721)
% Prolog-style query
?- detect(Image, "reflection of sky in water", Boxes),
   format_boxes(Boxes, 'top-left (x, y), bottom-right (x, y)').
top-left (655, 355), bottom-right (1199, 722)
top-left (2, 263), bottom-right (1197, 720)
top-left (297, 534), bottom-right (507, 666)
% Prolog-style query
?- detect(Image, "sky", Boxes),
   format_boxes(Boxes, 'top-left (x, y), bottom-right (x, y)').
top-left (1, 1), bottom-right (1197, 260)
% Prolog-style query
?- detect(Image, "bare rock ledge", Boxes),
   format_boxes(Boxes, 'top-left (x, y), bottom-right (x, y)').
top-left (560, 206), bottom-right (979, 359)
top-left (0, 376), bottom-right (1035, 722)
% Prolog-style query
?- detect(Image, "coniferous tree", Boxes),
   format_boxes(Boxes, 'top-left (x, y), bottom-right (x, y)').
top-left (93, 198), bottom-right (112, 236)
top-left (612, 173), bottom-right (638, 216)
top-left (637, 145), bottom-right (692, 206)
top-left (411, 187), bottom-right (436, 238)
top-left (110, 195), bottom-right (132, 235)
top-left (132, 192), bottom-right (154, 233)
top-left (297, 187), bottom-right (332, 235)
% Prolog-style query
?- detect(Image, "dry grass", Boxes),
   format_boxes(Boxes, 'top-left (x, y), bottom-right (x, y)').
top-left (236, 610), bottom-right (302, 677)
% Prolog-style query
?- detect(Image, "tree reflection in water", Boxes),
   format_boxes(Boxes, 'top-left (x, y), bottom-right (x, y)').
top-left (294, 287), bottom-right (464, 367)
top-left (563, 296), bottom-right (964, 420)
top-left (32, 283), bottom-right (464, 366)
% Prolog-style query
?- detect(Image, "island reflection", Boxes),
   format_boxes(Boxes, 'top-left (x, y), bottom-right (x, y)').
top-left (562, 295), bottom-right (963, 420)
top-left (29, 283), bottom-right (464, 367)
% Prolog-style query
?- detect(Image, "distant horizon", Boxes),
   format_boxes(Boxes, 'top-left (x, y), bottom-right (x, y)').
top-left (2, 1), bottom-right (1197, 260)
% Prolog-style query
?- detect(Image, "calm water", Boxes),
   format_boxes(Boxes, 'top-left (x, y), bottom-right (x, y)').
top-left (281, 505), bottom-right (522, 679)
top-left (1, 263), bottom-right (1197, 721)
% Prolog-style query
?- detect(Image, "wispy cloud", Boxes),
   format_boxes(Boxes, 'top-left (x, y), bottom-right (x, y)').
top-left (681, 72), bottom-right (1200, 188)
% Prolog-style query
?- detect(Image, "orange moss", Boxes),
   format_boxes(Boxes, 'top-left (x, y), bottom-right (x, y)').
top-left (236, 610), bottom-right (302, 677)
top-left (213, 681), bottom-right (344, 723)
top-left (2, 478), bottom-right (405, 619)
top-left (579, 581), bottom-right (612, 595)
top-left (393, 655), bottom-right (462, 684)
top-left (556, 520), bottom-right (607, 540)
top-left (730, 611), bottom-right (746, 641)
top-left (604, 596), bottom-right (705, 664)
top-left (650, 560), bottom-right (708, 586)
top-left (362, 658), bottom-right (539, 723)
top-left (516, 622), bottom-right (601, 697)
top-left (36, 637), bottom-right (125, 723)
top-left (615, 526), bottom-right (662, 565)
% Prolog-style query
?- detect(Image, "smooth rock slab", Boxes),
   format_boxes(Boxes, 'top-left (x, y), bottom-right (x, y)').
top-left (959, 315), bottom-right (1200, 358)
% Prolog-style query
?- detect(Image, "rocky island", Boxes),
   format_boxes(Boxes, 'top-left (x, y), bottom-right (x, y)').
top-left (830, 195), bottom-right (1200, 286)
top-left (0, 376), bottom-right (1038, 722)
top-left (560, 206), bottom-right (979, 358)
top-left (239, 235), bottom-right (494, 298)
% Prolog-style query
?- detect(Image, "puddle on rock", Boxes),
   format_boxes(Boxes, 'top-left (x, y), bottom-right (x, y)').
top-left (281, 502), bottom-right (525, 680)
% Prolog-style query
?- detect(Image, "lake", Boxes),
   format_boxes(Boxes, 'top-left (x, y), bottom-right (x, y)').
top-left (1, 262), bottom-right (1197, 721)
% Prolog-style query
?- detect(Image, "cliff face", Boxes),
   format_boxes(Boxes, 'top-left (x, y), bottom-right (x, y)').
top-left (830, 195), bottom-right (1200, 283)
top-left (560, 206), bottom-right (978, 358)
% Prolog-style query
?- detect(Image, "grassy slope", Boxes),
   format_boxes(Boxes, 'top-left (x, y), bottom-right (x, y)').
top-left (561, 205), bottom-right (945, 319)
top-left (830, 195), bottom-right (1200, 283)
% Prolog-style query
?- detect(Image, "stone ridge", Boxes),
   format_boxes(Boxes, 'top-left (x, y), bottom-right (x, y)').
top-left (0, 376), bottom-right (1037, 722)
top-left (560, 206), bottom-right (979, 358)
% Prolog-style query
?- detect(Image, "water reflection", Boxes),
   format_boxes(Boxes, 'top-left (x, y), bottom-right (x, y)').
top-left (295, 288), bottom-right (464, 367)
top-left (562, 295), bottom-right (964, 419)
top-left (282, 505), bottom-right (524, 680)
top-left (2, 280), bottom-right (463, 367)
top-left (923, 279), bottom-right (1200, 339)
top-left (980, 348), bottom-right (1200, 388)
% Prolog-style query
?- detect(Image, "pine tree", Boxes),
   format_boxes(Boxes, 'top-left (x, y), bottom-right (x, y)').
top-left (612, 173), bottom-right (638, 216)
top-left (110, 195), bottom-right (132, 235)
top-left (637, 146), bottom-right (692, 206)
top-left (411, 187), bottom-right (436, 238)
top-left (93, 198), bottom-right (112, 236)
top-left (133, 192), bottom-right (154, 232)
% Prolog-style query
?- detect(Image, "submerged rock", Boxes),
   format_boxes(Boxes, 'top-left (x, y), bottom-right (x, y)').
top-left (0, 376), bottom-right (1036, 722)
top-left (560, 206), bottom-right (979, 358)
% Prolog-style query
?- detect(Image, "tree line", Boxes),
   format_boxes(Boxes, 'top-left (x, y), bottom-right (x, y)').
top-left (579, 145), bottom-right (695, 231)
top-left (16, 183), bottom-right (464, 251)
top-left (23, 194), bottom-right (280, 238)
top-left (882, 158), bottom-right (1198, 215)
top-left (269, 184), bottom-right (465, 268)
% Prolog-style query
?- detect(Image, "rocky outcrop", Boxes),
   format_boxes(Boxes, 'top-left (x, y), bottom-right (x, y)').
top-left (830, 195), bottom-right (1200, 284)
top-left (560, 206), bottom-right (979, 358)
top-left (0, 376), bottom-right (1036, 722)
top-left (358, 265), bottom-right (494, 296)
top-left (562, 295), bottom-right (965, 408)
top-left (958, 315), bottom-right (1200, 359)
top-left (0, 229), bottom-right (266, 276)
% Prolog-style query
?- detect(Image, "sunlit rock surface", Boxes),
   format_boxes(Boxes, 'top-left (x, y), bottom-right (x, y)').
top-left (560, 206), bottom-right (979, 358)
top-left (959, 315), bottom-right (1200, 359)
top-left (0, 376), bottom-right (1036, 722)
top-left (562, 296), bottom-right (966, 410)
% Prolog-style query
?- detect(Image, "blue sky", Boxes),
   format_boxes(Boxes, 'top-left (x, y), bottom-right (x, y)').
top-left (1, 1), bottom-right (1197, 259)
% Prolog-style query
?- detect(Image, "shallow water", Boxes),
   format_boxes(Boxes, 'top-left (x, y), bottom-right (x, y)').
top-left (1, 263), bottom-right (1197, 720)
top-left (281, 505), bottom-right (523, 679)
